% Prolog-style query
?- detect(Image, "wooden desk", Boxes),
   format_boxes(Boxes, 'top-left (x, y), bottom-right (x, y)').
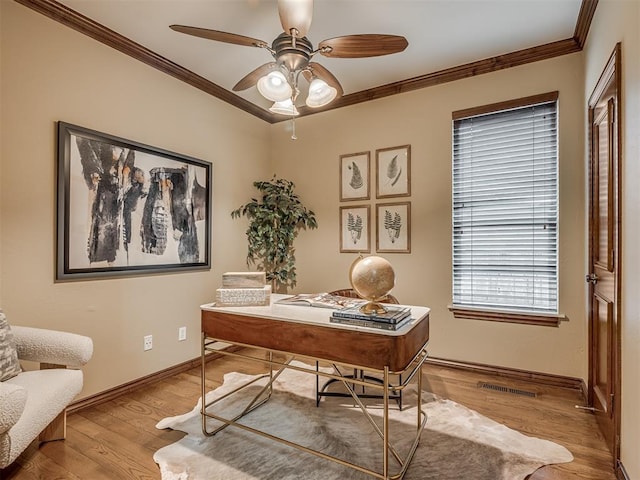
top-left (200, 295), bottom-right (430, 480)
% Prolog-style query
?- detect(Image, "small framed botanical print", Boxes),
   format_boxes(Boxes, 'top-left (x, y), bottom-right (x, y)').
top-left (376, 145), bottom-right (411, 198)
top-left (340, 205), bottom-right (371, 253)
top-left (376, 202), bottom-right (411, 253)
top-left (340, 152), bottom-right (370, 201)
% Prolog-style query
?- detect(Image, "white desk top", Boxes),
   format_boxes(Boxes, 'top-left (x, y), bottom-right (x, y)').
top-left (201, 294), bottom-right (430, 337)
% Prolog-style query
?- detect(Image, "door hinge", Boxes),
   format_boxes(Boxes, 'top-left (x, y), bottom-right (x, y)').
top-left (610, 393), bottom-right (615, 413)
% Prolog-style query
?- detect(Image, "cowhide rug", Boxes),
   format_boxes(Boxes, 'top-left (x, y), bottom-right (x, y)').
top-left (154, 362), bottom-right (573, 480)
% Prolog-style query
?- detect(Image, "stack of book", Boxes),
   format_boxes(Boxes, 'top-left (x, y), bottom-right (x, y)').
top-left (215, 272), bottom-right (271, 307)
top-left (330, 305), bottom-right (412, 331)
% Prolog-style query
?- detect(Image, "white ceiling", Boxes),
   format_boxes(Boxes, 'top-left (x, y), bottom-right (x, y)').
top-left (58, 0), bottom-right (583, 114)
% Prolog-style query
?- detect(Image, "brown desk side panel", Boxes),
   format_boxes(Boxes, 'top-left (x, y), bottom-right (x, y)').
top-left (202, 310), bottom-right (429, 371)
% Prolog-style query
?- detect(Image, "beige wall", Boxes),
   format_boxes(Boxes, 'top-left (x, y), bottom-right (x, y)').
top-left (271, 53), bottom-right (587, 380)
top-left (4, 4), bottom-right (637, 474)
top-left (584, 1), bottom-right (640, 477)
top-left (0, 1), bottom-right (271, 397)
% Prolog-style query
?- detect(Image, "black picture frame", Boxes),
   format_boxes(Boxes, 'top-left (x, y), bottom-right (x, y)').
top-left (56, 121), bottom-right (212, 280)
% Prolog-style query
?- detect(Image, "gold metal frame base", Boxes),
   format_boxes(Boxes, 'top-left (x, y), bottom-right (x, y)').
top-left (201, 336), bottom-right (429, 480)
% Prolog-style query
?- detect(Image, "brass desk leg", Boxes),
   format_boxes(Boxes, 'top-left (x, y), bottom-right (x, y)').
top-left (199, 338), bottom-right (428, 479)
top-left (383, 365), bottom-right (389, 479)
top-left (417, 364), bottom-right (423, 432)
top-left (201, 332), bottom-right (207, 436)
top-left (200, 337), bottom-right (287, 437)
top-left (201, 365), bottom-right (288, 437)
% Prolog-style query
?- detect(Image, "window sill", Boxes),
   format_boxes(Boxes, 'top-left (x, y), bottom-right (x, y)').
top-left (448, 305), bottom-right (566, 327)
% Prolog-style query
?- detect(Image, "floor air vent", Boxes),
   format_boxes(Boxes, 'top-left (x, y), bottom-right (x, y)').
top-left (477, 382), bottom-right (537, 398)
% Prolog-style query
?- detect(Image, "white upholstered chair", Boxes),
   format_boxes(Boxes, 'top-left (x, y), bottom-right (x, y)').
top-left (0, 324), bottom-right (93, 468)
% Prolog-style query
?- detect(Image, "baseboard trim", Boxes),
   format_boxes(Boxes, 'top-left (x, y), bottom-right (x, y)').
top-left (580, 378), bottom-right (589, 404)
top-left (70, 350), bottom-right (586, 413)
top-left (68, 345), bottom-right (244, 413)
top-left (425, 357), bottom-right (584, 391)
top-left (617, 459), bottom-right (631, 480)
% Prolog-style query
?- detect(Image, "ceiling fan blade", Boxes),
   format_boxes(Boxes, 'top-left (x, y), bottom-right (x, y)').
top-left (170, 25), bottom-right (267, 48)
top-left (307, 62), bottom-right (344, 97)
top-left (278, 0), bottom-right (313, 37)
top-left (233, 63), bottom-right (278, 91)
top-left (318, 34), bottom-right (408, 58)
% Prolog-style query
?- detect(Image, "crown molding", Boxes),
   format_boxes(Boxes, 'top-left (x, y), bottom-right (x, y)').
top-left (294, 39), bottom-right (580, 119)
top-left (15, 0), bottom-right (596, 123)
top-left (574, 0), bottom-right (599, 48)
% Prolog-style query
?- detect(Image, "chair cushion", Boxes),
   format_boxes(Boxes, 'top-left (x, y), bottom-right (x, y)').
top-left (3, 369), bottom-right (83, 466)
top-left (0, 382), bottom-right (27, 466)
top-left (0, 382), bottom-right (27, 433)
top-left (0, 311), bottom-right (21, 382)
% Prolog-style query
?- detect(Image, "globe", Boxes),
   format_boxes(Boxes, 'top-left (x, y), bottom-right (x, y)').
top-left (349, 255), bottom-right (396, 315)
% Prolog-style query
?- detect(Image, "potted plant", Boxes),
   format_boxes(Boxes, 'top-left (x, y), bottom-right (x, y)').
top-left (231, 176), bottom-right (318, 292)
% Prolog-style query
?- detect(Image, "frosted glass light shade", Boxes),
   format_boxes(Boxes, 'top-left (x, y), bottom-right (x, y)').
top-left (269, 98), bottom-right (300, 116)
top-left (305, 78), bottom-right (337, 108)
top-left (257, 71), bottom-right (292, 102)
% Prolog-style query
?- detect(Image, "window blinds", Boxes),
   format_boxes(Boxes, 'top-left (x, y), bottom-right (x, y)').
top-left (452, 100), bottom-right (558, 313)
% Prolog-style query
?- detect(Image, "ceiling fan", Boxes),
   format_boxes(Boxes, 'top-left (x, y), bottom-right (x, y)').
top-left (170, 0), bottom-right (408, 116)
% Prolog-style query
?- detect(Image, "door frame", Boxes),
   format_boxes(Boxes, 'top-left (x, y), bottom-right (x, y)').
top-left (587, 42), bottom-right (622, 465)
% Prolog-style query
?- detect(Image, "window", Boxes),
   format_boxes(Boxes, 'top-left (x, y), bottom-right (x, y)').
top-left (451, 92), bottom-right (559, 325)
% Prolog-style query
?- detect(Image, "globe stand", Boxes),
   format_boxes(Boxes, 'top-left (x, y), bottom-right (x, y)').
top-left (349, 255), bottom-right (396, 316)
top-left (359, 301), bottom-right (387, 315)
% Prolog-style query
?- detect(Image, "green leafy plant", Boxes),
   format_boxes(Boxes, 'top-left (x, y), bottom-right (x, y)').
top-left (231, 176), bottom-right (318, 292)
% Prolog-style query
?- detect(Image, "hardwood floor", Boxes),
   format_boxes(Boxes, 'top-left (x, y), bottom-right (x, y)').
top-left (422, 363), bottom-right (616, 480)
top-left (2, 352), bottom-right (616, 479)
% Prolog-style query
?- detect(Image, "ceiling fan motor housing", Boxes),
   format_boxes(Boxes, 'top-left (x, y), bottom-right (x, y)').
top-left (272, 33), bottom-right (313, 72)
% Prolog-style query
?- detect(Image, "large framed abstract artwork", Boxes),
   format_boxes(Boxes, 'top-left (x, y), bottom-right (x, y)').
top-left (56, 122), bottom-right (212, 280)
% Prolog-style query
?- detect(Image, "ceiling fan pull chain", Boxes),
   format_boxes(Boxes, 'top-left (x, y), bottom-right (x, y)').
top-left (291, 116), bottom-right (297, 140)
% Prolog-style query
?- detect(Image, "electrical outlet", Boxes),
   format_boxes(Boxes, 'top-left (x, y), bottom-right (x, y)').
top-left (178, 326), bottom-right (187, 341)
top-left (144, 335), bottom-right (153, 351)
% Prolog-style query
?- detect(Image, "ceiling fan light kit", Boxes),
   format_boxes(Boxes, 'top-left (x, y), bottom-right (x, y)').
top-left (257, 70), bottom-right (293, 102)
top-left (269, 98), bottom-right (300, 116)
top-left (306, 78), bottom-right (337, 108)
top-left (171, 0), bottom-right (408, 129)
